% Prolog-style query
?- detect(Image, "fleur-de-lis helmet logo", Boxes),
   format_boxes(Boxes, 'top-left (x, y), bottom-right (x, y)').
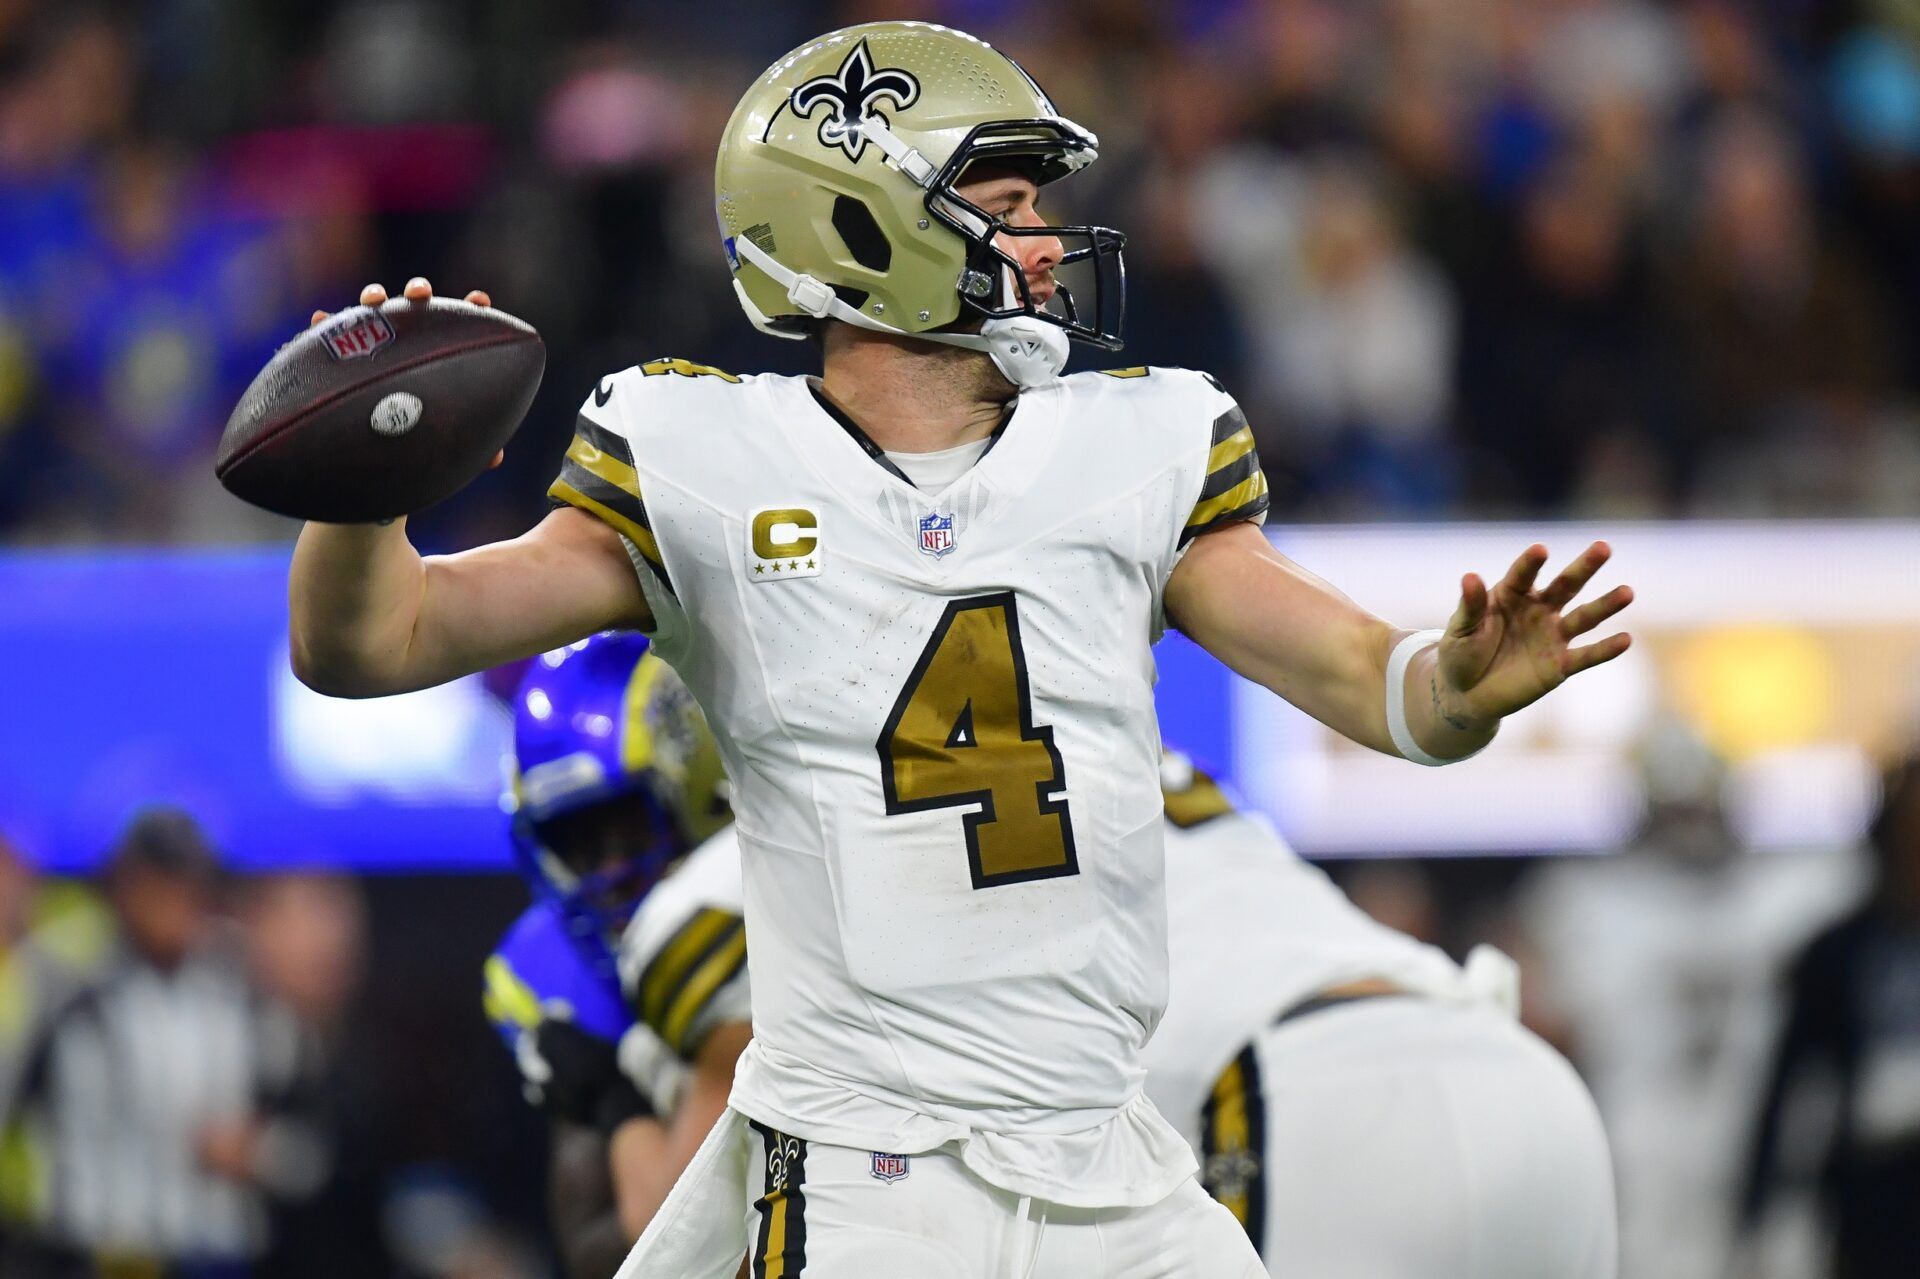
top-left (790, 39), bottom-right (921, 163)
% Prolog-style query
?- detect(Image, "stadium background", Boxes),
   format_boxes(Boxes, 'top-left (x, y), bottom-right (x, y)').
top-left (4, 0), bottom-right (1920, 1276)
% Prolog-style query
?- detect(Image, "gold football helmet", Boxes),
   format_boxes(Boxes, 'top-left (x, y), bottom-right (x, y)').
top-left (714, 21), bottom-right (1126, 385)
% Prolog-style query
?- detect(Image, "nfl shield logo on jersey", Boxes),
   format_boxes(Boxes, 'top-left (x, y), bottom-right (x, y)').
top-left (870, 1152), bottom-right (911, 1183)
top-left (918, 511), bottom-right (956, 559)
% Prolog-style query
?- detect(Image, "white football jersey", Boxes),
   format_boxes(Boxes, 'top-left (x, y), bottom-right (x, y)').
top-left (1142, 766), bottom-right (1472, 1157)
top-left (615, 824), bottom-right (751, 1109)
top-left (1522, 845), bottom-right (1862, 1279)
top-left (551, 358), bottom-right (1268, 1206)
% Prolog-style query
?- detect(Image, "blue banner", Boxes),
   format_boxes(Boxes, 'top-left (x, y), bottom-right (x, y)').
top-left (0, 549), bottom-right (1238, 873)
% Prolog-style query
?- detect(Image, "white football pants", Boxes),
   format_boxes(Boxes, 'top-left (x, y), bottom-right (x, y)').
top-left (740, 1121), bottom-right (1264, 1278)
top-left (1201, 996), bottom-right (1617, 1279)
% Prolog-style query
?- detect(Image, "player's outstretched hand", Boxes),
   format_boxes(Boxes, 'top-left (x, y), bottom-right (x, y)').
top-left (308, 279), bottom-right (506, 470)
top-left (1434, 541), bottom-right (1634, 728)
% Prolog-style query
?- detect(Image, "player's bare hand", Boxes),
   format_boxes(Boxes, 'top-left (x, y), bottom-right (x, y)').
top-left (308, 278), bottom-right (492, 328)
top-left (1433, 541), bottom-right (1634, 728)
top-left (195, 1118), bottom-right (263, 1182)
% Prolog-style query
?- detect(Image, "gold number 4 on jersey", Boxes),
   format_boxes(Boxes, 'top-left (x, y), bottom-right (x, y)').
top-left (878, 593), bottom-right (1078, 888)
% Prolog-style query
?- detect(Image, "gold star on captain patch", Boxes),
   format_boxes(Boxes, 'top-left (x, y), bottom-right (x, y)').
top-left (771, 561), bottom-right (783, 572)
top-left (754, 564), bottom-right (765, 574)
top-left (806, 559), bottom-right (816, 569)
top-left (787, 560), bottom-right (800, 571)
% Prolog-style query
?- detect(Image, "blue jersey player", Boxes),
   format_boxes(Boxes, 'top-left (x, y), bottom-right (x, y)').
top-left (482, 634), bottom-right (734, 1278)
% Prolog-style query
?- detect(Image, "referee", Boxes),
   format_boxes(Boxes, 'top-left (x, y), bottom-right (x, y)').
top-left (1, 810), bottom-right (323, 1279)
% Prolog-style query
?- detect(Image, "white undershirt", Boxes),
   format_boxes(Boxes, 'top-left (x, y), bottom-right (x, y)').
top-left (883, 436), bottom-right (993, 492)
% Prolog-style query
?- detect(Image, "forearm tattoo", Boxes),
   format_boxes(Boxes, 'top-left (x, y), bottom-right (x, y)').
top-left (1432, 673), bottom-right (1475, 733)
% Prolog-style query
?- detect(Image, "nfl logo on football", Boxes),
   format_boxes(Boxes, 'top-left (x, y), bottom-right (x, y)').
top-left (320, 310), bottom-right (396, 363)
top-left (918, 511), bottom-right (956, 559)
top-left (870, 1152), bottom-right (911, 1184)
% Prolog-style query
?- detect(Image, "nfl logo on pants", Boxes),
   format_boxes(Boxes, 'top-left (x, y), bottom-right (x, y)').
top-left (918, 511), bottom-right (956, 558)
top-left (870, 1152), bottom-right (911, 1183)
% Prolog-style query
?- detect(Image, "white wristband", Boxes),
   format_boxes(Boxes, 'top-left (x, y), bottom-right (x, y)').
top-left (1386, 628), bottom-right (1458, 767)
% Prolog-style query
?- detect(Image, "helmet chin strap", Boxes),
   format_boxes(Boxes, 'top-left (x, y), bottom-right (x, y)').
top-left (728, 233), bottom-right (1067, 389)
top-left (728, 106), bottom-right (1081, 389)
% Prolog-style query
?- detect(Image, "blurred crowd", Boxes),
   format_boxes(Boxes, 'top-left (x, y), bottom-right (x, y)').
top-left (1, 0), bottom-right (1918, 542)
top-left (6, 1), bottom-right (1920, 1277)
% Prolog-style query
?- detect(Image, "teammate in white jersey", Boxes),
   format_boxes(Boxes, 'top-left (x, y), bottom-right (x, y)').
top-left (288, 20), bottom-right (1635, 1275)
top-left (1148, 756), bottom-right (1618, 1279)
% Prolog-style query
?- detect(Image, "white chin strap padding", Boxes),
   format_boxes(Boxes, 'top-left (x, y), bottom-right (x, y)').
top-left (973, 317), bottom-right (1069, 388)
top-left (729, 234), bottom-right (1067, 389)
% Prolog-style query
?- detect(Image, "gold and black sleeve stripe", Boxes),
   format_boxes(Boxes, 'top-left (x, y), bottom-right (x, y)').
top-left (1180, 405), bottom-right (1270, 548)
top-left (547, 413), bottom-right (676, 595)
top-left (749, 1121), bottom-right (809, 1278)
top-left (1200, 1042), bottom-right (1268, 1256)
top-left (635, 907), bottom-right (748, 1058)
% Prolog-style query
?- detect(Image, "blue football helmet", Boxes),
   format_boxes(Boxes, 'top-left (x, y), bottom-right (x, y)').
top-left (505, 634), bottom-right (729, 977)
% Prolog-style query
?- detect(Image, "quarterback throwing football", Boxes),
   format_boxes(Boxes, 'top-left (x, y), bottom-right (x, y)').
top-left (291, 22), bottom-right (1633, 1277)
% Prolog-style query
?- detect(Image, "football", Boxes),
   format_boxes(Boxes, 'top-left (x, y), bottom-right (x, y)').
top-left (215, 297), bottom-right (546, 524)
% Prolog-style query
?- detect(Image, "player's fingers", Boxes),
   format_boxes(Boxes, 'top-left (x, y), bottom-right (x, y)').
top-left (360, 283), bottom-right (389, 306)
top-left (403, 276), bottom-right (433, 301)
top-left (1540, 541), bottom-right (1613, 609)
top-left (1447, 572), bottom-right (1487, 636)
top-left (466, 289), bottom-right (491, 308)
top-left (309, 309), bottom-right (330, 328)
top-left (1563, 632), bottom-right (1632, 676)
top-left (1560, 584), bottom-right (1634, 639)
top-left (1498, 544), bottom-right (1548, 598)
top-left (487, 449), bottom-right (505, 470)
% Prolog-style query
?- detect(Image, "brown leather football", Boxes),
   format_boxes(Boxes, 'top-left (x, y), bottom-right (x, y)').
top-left (216, 297), bottom-right (546, 523)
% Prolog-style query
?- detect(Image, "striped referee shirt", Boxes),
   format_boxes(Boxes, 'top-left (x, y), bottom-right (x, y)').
top-left (7, 940), bottom-right (304, 1261)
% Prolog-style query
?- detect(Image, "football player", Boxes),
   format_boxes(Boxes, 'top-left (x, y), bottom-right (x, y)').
top-left (1148, 755), bottom-right (1618, 1279)
top-left (482, 635), bottom-right (745, 1277)
top-left (292, 21), bottom-right (1635, 1276)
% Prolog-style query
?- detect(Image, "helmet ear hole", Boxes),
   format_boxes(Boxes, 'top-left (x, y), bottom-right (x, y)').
top-left (831, 195), bottom-right (893, 273)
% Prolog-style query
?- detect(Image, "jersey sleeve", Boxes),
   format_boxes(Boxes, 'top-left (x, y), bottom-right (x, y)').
top-left (546, 376), bottom-right (683, 630)
top-left (617, 826), bottom-right (750, 1063)
top-left (622, 906), bottom-right (749, 1061)
top-left (1178, 392), bottom-right (1270, 549)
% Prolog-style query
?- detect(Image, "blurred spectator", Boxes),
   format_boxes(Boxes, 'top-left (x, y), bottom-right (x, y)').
top-left (237, 872), bottom-right (388, 1279)
top-left (0, 810), bottom-right (323, 1279)
top-left (1828, 25), bottom-right (1920, 388)
top-left (1521, 720), bottom-right (1863, 1279)
top-left (30, 135), bottom-right (293, 541)
top-left (1740, 750), bottom-right (1920, 1279)
top-left (1458, 150), bottom-right (1677, 511)
top-left (0, 834), bottom-right (111, 1126)
top-left (1199, 151), bottom-right (1457, 513)
top-left (1673, 108), bottom-right (1900, 511)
